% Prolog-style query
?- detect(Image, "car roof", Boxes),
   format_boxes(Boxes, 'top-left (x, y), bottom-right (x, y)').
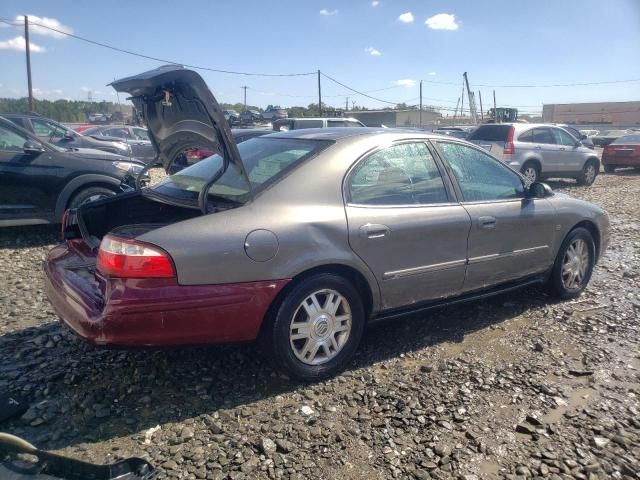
top-left (266, 127), bottom-right (449, 142)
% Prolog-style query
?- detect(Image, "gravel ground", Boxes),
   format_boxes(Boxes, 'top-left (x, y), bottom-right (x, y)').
top-left (1, 170), bottom-right (639, 480)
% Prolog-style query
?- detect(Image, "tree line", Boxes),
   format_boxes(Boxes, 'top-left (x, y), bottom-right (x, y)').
top-left (0, 97), bottom-right (132, 123)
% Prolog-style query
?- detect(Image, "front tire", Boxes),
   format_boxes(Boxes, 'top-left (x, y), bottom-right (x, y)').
top-left (577, 160), bottom-right (598, 186)
top-left (546, 227), bottom-right (596, 299)
top-left (68, 186), bottom-right (116, 208)
top-left (263, 273), bottom-right (365, 381)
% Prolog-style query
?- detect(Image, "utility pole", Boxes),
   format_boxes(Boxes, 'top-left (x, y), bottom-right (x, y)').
top-left (453, 97), bottom-right (460, 125)
top-left (345, 97), bottom-right (349, 112)
top-left (24, 15), bottom-right (34, 112)
top-left (241, 86), bottom-right (248, 108)
top-left (419, 80), bottom-right (423, 128)
top-left (493, 90), bottom-right (497, 123)
top-left (478, 91), bottom-right (483, 121)
top-left (317, 70), bottom-right (322, 117)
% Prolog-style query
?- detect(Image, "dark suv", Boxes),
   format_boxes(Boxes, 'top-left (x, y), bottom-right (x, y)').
top-left (0, 116), bottom-right (145, 227)
top-left (2, 113), bottom-right (132, 157)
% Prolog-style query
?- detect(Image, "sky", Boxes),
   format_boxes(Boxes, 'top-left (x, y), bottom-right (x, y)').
top-left (1, 0), bottom-right (639, 116)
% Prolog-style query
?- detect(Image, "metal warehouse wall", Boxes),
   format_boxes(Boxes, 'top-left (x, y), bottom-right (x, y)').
top-left (543, 101), bottom-right (640, 124)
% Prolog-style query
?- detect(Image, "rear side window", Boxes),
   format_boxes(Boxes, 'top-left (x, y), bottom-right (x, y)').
top-left (437, 142), bottom-right (524, 202)
top-left (518, 129), bottom-right (534, 143)
top-left (467, 125), bottom-right (511, 142)
top-left (552, 128), bottom-right (578, 146)
top-left (0, 125), bottom-right (27, 151)
top-left (612, 135), bottom-right (640, 144)
top-left (295, 119), bottom-right (324, 129)
top-left (532, 128), bottom-right (555, 144)
top-left (349, 142), bottom-right (448, 205)
top-left (327, 120), bottom-right (348, 127)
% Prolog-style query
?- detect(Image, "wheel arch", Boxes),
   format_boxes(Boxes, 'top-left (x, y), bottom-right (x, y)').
top-left (521, 156), bottom-right (542, 172)
top-left (583, 156), bottom-right (600, 171)
top-left (259, 263), bottom-right (376, 340)
top-left (54, 174), bottom-right (122, 221)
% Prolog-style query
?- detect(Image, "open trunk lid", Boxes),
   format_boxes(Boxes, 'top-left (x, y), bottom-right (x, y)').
top-left (110, 65), bottom-right (250, 186)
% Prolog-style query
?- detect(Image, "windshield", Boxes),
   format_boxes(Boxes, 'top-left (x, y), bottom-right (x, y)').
top-left (152, 137), bottom-right (330, 204)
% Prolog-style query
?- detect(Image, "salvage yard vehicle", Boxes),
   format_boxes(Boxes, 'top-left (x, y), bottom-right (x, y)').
top-left (81, 125), bottom-right (156, 164)
top-left (272, 117), bottom-right (365, 131)
top-left (602, 134), bottom-right (640, 172)
top-left (44, 66), bottom-right (610, 381)
top-left (468, 123), bottom-right (601, 185)
top-left (0, 116), bottom-right (145, 227)
top-left (2, 113), bottom-right (133, 158)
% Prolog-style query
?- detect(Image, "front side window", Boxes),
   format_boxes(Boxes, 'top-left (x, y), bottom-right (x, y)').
top-left (327, 120), bottom-right (347, 127)
top-left (31, 119), bottom-right (68, 140)
top-left (0, 125), bottom-right (27, 151)
top-left (132, 128), bottom-right (150, 141)
top-left (349, 142), bottom-right (449, 205)
top-left (105, 128), bottom-right (131, 139)
top-left (532, 128), bottom-right (555, 144)
top-left (552, 128), bottom-right (578, 146)
top-left (437, 142), bottom-right (524, 202)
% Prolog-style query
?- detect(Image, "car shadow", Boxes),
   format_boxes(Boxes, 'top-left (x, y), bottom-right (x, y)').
top-left (0, 285), bottom-right (555, 452)
top-left (0, 225), bottom-right (58, 250)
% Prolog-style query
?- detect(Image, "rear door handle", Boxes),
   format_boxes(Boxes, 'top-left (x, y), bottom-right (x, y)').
top-left (478, 216), bottom-right (497, 229)
top-left (359, 223), bottom-right (390, 239)
top-left (534, 146), bottom-right (542, 150)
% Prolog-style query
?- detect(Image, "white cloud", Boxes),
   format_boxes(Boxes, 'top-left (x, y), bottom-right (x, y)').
top-left (7, 15), bottom-right (73, 38)
top-left (428, 72), bottom-right (436, 76)
top-left (393, 79), bottom-right (417, 87)
top-left (365, 46), bottom-right (381, 56)
top-left (319, 9), bottom-right (338, 16)
top-left (371, 1), bottom-right (380, 6)
top-left (0, 36), bottom-right (46, 53)
top-left (397, 12), bottom-right (414, 23)
top-left (425, 13), bottom-right (459, 30)
top-left (33, 87), bottom-right (64, 98)
top-left (80, 86), bottom-right (91, 92)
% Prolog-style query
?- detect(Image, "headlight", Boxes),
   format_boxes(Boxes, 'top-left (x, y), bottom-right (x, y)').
top-left (113, 161), bottom-right (144, 175)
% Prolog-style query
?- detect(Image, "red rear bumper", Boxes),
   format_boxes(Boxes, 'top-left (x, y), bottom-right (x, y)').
top-left (44, 242), bottom-right (289, 346)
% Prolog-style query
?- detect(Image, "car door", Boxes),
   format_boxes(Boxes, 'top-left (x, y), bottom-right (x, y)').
top-left (433, 141), bottom-right (557, 291)
top-left (345, 141), bottom-right (471, 310)
top-left (0, 123), bottom-right (59, 222)
top-left (551, 127), bottom-right (584, 172)
top-left (531, 127), bottom-right (561, 173)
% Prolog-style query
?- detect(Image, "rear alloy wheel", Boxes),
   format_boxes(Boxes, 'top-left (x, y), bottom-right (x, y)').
top-left (546, 227), bottom-right (595, 299)
top-left (577, 160), bottom-right (598, 186)
top-left (521, 162), bottom-right (540, 185)
top-left (264, 273), bottom-right (365, 381)
top-left (68, 186), bottom-right (116, 209)
top-left (604, 165), bottom-right (616, 173)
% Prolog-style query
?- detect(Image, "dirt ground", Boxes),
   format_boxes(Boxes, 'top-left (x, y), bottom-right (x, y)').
top-left (0, 169), bottom-right (638, 480)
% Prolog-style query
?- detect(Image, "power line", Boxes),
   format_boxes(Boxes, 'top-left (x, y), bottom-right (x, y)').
top-left (320, 72), bottom-right (401, 105)
top-left (0, 18), bottom-right (316, 77)
top-left (421, 78), bottom-right (640, 88)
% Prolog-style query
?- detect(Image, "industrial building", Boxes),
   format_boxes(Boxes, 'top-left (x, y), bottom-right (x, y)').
top-left (542, 101), bottom-right (640, 125)
top-left (344, 108), bottom-right (443, 128)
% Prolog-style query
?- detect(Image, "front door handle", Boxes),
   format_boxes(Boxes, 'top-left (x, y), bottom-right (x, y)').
top-left (359, 223), bottom-right (390, 239)
top-left (478, 216), bottom-right (497, 229)
top-left (559, 147), bottom-right (566, 151)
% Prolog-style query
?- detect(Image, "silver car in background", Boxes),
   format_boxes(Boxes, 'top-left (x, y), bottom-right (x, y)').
top-left (45, 66), bottom-right (611, 381)
top-left (468, 123), bottom-right (601, 185)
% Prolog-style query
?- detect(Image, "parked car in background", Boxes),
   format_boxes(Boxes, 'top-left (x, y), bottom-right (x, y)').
top-left (2, 113), bottom-right (132, 158)
top-left (88, 113), bottom-right (110, 123)
top-left (224, 110), bottom-right (240, 125)
top-left (261, 107), bottom-right (288, 122)
top-left (432, 127), bottom-right (470, 139)
top-left (81, 125), bottom-right (156, 163)
top-left (45, 66), bottom-right (610, 381)
top-left (602, 134), bottom-right (640, 172)
top-left (168, 128), bottom-right (273, 173)
top-left (0, 116), bottom-right (145, 227)
top-left (580, 129), bottom-right (600, 138)
top-left (468, 123), bottom-right (601, 185)
top-left (272, 117), bottom-right (365, 131)
top-left (240, 109), bottom-right (263, 124)
top-left (592, 130), bottom-right (629, 147)
top-left (73, 124), bottom-right (95, 133)
top-left (555, 124), bottom-right (594, 149)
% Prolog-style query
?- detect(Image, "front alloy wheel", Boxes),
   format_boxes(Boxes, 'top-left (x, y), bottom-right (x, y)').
top-left (521, 162), bottom-right (539, 185)
top-left (561, 238), bottom-right (590, 290)
top-left (547, 227), bottom-right (595, 299)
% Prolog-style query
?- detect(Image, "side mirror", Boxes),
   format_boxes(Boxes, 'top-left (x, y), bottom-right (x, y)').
top-left (526, 181), bottom-right (553, 199)
top-left (23, 141), bottom-right (45, 154)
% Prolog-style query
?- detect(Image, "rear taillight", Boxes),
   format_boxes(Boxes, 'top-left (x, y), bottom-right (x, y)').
top-left (97, 235), bottom-right (175, 278)
top-left (185, 149), bottom-right (214, 161)
top-left (503, 126), bottom-right (515, 155)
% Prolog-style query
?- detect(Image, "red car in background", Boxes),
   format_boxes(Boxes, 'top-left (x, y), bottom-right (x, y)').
top-left (73, 124), bottom-right (95, 133)
top-left (602, 134), bottom-right (640, 172)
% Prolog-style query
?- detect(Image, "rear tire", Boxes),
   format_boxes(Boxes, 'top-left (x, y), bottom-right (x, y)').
top-left (521, 161), bottom-right (540, 185)
top-left (546, 227), bottom-right (596, 299)
top-left (262, 273), bottom-right (365, 381)
top-left (604, 165), bottom-right (616, 173)
top-left (577, 160), bottom-right (598, 186)
top-left (68, 186), bottom-right (116, 208)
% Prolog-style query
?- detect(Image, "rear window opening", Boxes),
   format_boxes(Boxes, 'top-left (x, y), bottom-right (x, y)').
top-left (467, 125), bottom-right (512, 142)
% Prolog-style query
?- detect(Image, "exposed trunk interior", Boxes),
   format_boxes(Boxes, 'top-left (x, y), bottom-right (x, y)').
top-left (73, 192), bottom-right (201, 248)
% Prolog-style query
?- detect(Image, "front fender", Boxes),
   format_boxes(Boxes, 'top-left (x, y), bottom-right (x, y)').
top-left (54, 174), bottom-right (123, 220)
